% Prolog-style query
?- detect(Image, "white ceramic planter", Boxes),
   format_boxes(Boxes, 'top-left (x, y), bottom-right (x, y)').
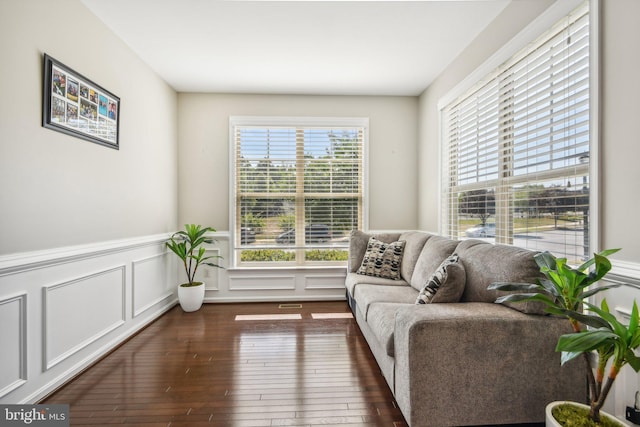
top-left (546, 401), bottom-right (630, 427)
top-left (177, 282), bottom-right (205, 312)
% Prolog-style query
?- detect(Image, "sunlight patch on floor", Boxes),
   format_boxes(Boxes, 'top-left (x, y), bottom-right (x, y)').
top-left (311, 313), bottom-right (353, 319)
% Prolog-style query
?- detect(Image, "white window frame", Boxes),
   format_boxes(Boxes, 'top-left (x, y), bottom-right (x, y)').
top-left (437, 0), bottom-right (599, 258)
top-left (228, 116), bottom-right (369, 268)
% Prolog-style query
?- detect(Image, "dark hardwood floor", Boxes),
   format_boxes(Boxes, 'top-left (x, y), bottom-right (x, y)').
top-left (42, 301), bottom-right (409, 426)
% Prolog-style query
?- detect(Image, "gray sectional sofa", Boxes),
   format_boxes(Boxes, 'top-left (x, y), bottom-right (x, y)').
top-left (345, 230), bottom-right (585, 427)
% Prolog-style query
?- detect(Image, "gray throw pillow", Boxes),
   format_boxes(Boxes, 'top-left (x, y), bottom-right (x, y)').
top-left (415, 253), bottom-right (466, 304)
top-left (356, 237), bottom-right (406, 280)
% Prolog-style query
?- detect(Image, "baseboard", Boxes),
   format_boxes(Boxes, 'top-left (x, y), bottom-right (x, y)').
top-left (204, 295), bottom-right (346, 304)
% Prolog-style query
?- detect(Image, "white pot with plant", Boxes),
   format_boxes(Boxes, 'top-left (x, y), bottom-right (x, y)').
top-left (166, 224), bottom-right (223, 312)
top-left (490, 249), bottom-right (640, 427)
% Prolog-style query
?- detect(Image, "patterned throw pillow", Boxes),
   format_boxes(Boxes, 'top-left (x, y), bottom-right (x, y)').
top-left (356, 237), bottom-right (406, 280)
top-left (415, 253), bottom-right (466, 304)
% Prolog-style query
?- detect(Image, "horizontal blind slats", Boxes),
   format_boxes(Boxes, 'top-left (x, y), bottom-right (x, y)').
top-left (234, 123), bottom-right (364, 259)
top-left (441, 1), bottom-right (589, 262)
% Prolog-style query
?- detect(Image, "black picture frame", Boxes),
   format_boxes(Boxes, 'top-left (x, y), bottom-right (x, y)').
top-left (42, 54), bottom-right (120, 150)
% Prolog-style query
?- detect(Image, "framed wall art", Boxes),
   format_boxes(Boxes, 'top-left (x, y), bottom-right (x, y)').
top-left (42, 54), bottom-right (120, 150)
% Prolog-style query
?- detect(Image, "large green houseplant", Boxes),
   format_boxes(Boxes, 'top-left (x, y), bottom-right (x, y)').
top-left (166, 224), bottom-right (223, 312)
top-left (489, 249), bottom-right (640, 426)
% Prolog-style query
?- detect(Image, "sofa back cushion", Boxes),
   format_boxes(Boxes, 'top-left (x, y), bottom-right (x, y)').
top-left (455, 239), bottom-right (545, 313)
top-left (348, 230), bottom-right (402, 273)
top-left (410, 235), bottom-right (459, 291)
top-left (398, 231), bottom-right (433, 283)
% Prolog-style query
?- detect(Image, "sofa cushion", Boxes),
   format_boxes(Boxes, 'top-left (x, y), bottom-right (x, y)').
top-left (398, 231), bottom-right (433, 283)
top-left (345, 272), bottom-right (409, 299)
top-left (410, 235), bottom-right (459, 291)
top-left (366, 303), bottom-right (410, 357)
top-left (354, 284), bottom-right (417, 319)
top-left (415, 253), bottom-right (466, 304)
top-left (348, 230), bottom-right (402, 273)
top-left (357, 237), bottom-right (406, 280)
top-left (455, 239), bottom-right (546, 314)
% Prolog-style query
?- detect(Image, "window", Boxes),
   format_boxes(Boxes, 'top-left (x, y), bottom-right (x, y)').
top-left (441, 1), bottom-right (590, 264)
top-left (230, 117), bottom-right (367, 266)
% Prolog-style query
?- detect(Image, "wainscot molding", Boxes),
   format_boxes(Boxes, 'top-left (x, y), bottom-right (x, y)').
top-left (606, 259), bottom-right (640, 321)
top-left (615, 306), bottom-right (632, 320)
top-left (606, 259), bottom-right (640, 420)
top-left (133, 291), bottom-right (174, 319)
top-left (0, 292), bottom-right (28, 398)
top-left (304, 273), bottom-right (348, 290)
top-left (610, 259), bottom-right (640, 283)
top-left (200, 248), bottom-right (221, 291)
top-left (42, 265), bottom-right (127, 371)
top-left (0, 233), bottom-right (171, 277)
top-left (204, 295), bottom-right (346, 304)
top-left (0, 234), bottom-right (175, 404)
top-left (132, 251), bottom-right (174, 318)
top-left (0, 231), bottom-right (353, 402)
top-left (229, 274), bottom-right (296, 291)
top-left (23, 301), bottom-right (177, 405)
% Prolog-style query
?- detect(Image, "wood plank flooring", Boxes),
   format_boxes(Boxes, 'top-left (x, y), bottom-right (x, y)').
top-left (42, 301), bottom-right (409, 426)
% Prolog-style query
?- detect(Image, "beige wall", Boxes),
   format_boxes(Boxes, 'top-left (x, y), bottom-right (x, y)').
top-left (418, 0), bottom-right (640, 263)
top-left (2, 0), bottom-right (636, 262)
top-left (177, 93), bottom-right (419, 232)
top-left (0, 0), bottom-right (178, 255)
top-left (600, 0), bottom-right (640, 262)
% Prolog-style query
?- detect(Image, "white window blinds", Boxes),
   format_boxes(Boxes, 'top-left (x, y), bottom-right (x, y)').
top-left (441, 1), bottom-right (590, 263)
top-left (232, 119), bottom-right (366, 266)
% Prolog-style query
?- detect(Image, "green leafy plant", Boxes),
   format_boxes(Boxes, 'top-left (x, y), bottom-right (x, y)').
top-left (279, 215), bottom-right (295, 231)
top-left (240, 249), bottom-right (295, 262)
top-left (166, 224), bottom-right (223, 287)
top-left (305, 249), bottom-right (349, 261)
top-left (556, 299), bottom-right (640, 422)
top-left (241, 213), bottom-right (265, 232)
top-left (489, 249), bottom-right (640, 424)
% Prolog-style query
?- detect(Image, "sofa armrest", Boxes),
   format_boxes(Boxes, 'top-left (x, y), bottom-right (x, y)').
top-left (393, 303), bottom-right (585, 427)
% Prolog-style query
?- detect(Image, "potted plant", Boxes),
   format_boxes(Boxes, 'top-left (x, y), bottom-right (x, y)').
top-left (489, 249), bottom-right (640, 426)
top-left (166, 224), bottom-right (223, 312)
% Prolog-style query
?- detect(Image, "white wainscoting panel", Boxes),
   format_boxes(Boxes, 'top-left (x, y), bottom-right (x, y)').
top-left (0, 231), bottom-right (352, 402)
top-left (0, 234), bottom-right (177, 404)
top-left (43, 266), bottom-right (126, 370)
top-left (304, 273), bottom-right (348, 290)
top-left (229, 274), bottom-right (296, 291)
top-left (0, 292), bottom-right (27, 398)
top-left (611, 259), bottom-right (640, 284)
top-left (193, 248), bottom-right (221, 291)
top-left (598, 259), bottom-right (640, 420)
top-left (132, 252), bottom-right (173, 318)
top-left (198, 233), bottom-right (347, 302)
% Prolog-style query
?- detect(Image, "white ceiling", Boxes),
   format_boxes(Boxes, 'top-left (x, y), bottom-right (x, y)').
top-left (81, 0), bottom-right (511, 96)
